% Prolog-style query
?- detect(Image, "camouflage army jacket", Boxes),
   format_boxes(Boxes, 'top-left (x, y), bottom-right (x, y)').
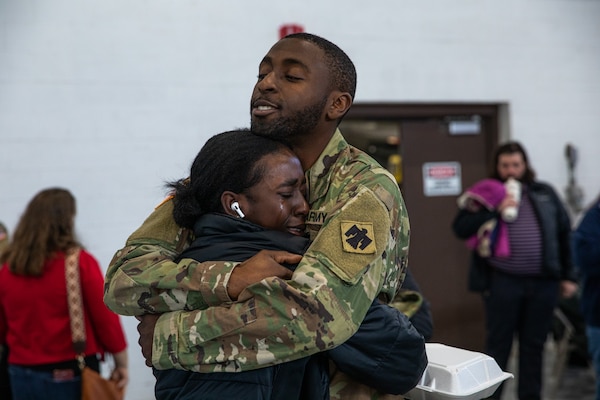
top-left (104, 129), bottom-right (410, 375)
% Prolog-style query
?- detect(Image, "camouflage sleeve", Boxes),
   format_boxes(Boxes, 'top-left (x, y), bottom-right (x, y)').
top-left (151, 182), bottom-right (410, 372)
top-left (103, 198), bottom-right (237, 316)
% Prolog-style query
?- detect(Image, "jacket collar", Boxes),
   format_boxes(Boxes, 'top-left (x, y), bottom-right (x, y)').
top-left (305, 129), bottom-right (349, 206)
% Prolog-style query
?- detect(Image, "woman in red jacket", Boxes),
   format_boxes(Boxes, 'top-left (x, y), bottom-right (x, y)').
top-left (0, 188), bottom-right (128, 400)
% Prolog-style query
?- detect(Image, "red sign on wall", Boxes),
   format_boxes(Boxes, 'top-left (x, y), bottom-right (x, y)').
top-left (279, 24), bottom-right (304, 39)
top-left (422, 162), bottom-right (462, 197)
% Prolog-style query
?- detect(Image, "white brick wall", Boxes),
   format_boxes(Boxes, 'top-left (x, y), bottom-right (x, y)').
top-left (1, 1), bottom-right (599, 398)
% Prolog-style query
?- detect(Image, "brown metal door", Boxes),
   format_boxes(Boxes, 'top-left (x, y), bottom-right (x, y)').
top-left (342, 103), bottom-right (500, 351)
top-left (400, 118), bottom-right (491, 351)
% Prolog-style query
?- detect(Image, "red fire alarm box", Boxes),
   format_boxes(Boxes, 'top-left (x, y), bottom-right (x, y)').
top-left (279, 24), bottom-right (304, 39)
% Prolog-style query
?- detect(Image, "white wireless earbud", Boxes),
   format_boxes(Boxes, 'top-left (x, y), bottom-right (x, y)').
top-left (230, 201), bottom-right (245, 218)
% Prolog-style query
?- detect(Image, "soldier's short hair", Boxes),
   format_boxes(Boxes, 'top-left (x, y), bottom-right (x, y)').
top-left (284, 33), bottom-right (357, 100)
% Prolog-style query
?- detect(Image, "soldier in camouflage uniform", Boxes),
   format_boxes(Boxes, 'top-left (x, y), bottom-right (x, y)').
top-left (104, 33), bottom-right (412, 399)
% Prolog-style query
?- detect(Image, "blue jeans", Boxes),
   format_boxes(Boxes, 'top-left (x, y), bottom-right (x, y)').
top-left (8, 365), bottom-right (81, 400)
top-left (587, 325), bottom-right (600, 400)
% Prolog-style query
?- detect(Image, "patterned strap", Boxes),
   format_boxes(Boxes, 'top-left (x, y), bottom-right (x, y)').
top-left (65, 247), bottom-right (87, 356)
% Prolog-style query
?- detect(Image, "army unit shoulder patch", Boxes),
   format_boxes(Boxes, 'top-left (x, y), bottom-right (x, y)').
top-left (340, 221), bottom-right (376, 254)
top-left (304, 187), bottom-right (390, 284)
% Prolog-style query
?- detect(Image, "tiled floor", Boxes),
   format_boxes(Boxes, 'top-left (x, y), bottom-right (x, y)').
top-left (500, 338), bottom-right (596, 400)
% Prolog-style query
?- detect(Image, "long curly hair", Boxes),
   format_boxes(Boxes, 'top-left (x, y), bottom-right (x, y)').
top-left (0, 188), bottom-right (80, 276)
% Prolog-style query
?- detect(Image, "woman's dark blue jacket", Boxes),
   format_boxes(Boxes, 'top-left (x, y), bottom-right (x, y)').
top-left (154, 213), bottom-right (426, 400)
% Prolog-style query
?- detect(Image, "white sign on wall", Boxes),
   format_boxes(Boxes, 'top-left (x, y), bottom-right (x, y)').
top-left (422, 162), bottom-right (462, 197)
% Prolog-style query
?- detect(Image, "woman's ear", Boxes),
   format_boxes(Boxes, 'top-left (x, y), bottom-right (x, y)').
top-left (221, 191), bottom-right (246, 218)
top-left (325, 91), bottom-right (353, 121)
top-left (221, 191), bottom-right (239, 217)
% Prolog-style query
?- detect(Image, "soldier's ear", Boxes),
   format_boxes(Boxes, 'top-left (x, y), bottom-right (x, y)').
top-left (325, 91), bottom-right (352, 122)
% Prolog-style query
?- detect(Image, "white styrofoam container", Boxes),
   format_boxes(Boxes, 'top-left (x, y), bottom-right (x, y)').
top-left (405, 343), bottom-right (513, 400)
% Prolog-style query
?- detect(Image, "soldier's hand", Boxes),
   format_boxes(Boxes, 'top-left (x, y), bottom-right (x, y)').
top-left (136, 314), bottom-right (160, 367)
top-left (228, 250), bottom-right (298, 300)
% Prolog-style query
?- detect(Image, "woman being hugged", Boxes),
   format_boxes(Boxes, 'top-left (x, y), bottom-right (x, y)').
top-left (148, 129), bottom-right (425, 400)
top-left (0, 188), bottom-right (128, 400)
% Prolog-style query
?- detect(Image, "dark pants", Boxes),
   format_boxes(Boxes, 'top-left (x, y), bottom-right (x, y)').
top-left (9, 366), bottom-right (81, 400)
top-left (8, 356), bottom-right (99, 400)
top-left (484, 270), bottom-right (559, 400)
top-left (154, 353), bottom-right (330, 400)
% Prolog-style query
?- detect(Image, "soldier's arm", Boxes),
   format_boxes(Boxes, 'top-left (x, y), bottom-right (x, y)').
top-left (104, 199), bottom-right (235, 316)
top-left (151, 183), bottom-right (409, 372)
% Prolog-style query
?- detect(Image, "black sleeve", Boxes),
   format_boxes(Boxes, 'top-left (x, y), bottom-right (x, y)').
top-left (548, 186), bottom-right (576, 281)
top-left (327, 301), bottom-right (427, 395)
top-left (452, 208), bottom-right (498, 239)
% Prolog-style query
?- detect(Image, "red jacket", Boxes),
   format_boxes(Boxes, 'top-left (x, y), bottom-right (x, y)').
top-left (0, 250), bottom-right (127, 365)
